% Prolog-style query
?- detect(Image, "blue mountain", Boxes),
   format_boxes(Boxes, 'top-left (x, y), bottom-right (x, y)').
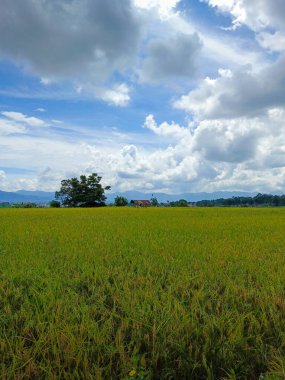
top-left (0, 189), bottom-right (263, 205)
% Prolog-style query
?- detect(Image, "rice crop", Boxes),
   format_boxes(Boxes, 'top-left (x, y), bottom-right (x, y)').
top-left (1, 207), bottom-right (285, 379)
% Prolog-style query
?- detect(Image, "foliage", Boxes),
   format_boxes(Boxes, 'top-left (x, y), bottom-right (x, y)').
top-left (55, 172), bottom-right (111, 207)
top-left (115, 195), bottom-right (128, 206)
top-left (49, 200), bottom-right (61, 208)
top-left (0, 202), bottom-right (10, 208)
top-left (169, 198), bottom-right (188, 207)
top-left (150, 197), bottom-right (158, 206)
top-left (196, 193), bottom-right (285, 207)
top-left (11, 202), bottom-right (39, 208)
top-left (1, 208), bottom-right (285, 379)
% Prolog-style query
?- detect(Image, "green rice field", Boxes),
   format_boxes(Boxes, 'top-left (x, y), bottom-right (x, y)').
top-left (1, 207), bottom-right (285, 379)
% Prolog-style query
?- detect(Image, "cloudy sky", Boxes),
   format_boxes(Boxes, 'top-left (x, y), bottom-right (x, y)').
top-left (0, 0), bottom-right (285, 193)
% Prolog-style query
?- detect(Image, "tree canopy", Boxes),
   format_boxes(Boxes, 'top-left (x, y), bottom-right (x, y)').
top-left (55, 173), bottom-right (111, 207)
top-left (49, 200), bottom-right (61, 208)
top-left (196, 193), bottom-right (285, 207)
top-left (150, 197), bottom-right (158, 206)
top-left (114, 196), bottom-right (128, 206)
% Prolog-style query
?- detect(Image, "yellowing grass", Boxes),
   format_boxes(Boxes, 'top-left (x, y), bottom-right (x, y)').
top-left (1, 207), bottom-right (285, 379)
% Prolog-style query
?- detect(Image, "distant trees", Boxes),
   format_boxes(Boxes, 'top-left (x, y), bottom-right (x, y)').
top-left (12, 202), bottom-right (38, 208)
top-left (55, 173), bottom-right (111, 207)
top-left (49, 200), bottom-right (61, 208)
top-left (114, 196), bottom-right (128, 206)
top-left (169, 199), bottom-right (188, 207)
top-left (196, 194), bottom-right (285, 207)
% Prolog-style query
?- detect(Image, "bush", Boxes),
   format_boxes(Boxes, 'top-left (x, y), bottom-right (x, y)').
top-left (49, 200), bottom-right (61, 208)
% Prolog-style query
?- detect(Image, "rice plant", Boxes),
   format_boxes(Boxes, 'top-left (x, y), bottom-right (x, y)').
top-left (1, 207), bottom-right (285, 379)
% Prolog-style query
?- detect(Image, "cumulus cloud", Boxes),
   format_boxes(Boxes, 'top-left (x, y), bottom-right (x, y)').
top-left (0, 0), bottom-right (284, 193)
top-left (96, 112), bottom-right (285, 192)
top-left (0, 0), bottom-right (203, 102)
top-left (174, 56), bottom-right (285, 119)
top-left (140, 33), bottom-right (202, 83)
top-left (96, 84), bottom-right (131, 107)
top-left (134, 0), bottom-right (180, 19)
top-left (205, 0), bottom-right (285, 51)
top-left (192, 118), bottom-right (265, 163)
top-left (206, 0), bottom-right (285, 32)
top-left (1, 110), bottom-right (285, 193)
top-left (143, 114), bottom-right (191, 140)
top-left (0, 0), bottom-right (141, 84)
top-left (257, 31), bottom-right (285, 53)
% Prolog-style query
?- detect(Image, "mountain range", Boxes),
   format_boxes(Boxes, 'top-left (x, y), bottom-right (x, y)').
top-left (0, 189), bottom-right (259, 204)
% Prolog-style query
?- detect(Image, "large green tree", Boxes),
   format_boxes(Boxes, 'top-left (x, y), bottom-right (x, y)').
top-left (55, 173), bottom-right (111, 207)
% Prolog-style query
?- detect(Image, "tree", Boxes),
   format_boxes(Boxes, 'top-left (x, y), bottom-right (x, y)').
top-left (177, 199), bottom-right (188, 207)
top-left (150, 197), bottom-right (158, 206)
top-left (169, 199), bottom-right (188, 207)
top-left (55, 173), bottom-right (111, 207)
top-left (114, 196), bottom-right (128, 206)
top-left (49, 200), bottom-right (61, 208)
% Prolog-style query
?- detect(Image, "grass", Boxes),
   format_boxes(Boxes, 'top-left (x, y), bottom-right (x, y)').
top-left (1, 207), bottom-right (285, 379)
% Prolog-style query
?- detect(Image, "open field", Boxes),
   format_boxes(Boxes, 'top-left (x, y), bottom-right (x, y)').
top-left (1, 208), bottom-right (285, 379)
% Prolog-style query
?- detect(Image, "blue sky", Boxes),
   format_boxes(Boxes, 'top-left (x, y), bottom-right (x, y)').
top-left (0, 0), bottom-right (285, 193)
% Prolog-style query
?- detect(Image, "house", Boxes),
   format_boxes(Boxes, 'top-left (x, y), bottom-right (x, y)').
top-left (130, 200), bottom-right (151, 207)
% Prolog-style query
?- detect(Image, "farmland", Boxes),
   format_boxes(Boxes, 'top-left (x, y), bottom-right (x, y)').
top-left (1, 208), bottom-right (285, 379)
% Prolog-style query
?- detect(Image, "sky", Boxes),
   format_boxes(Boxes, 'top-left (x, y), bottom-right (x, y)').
top-left (0, 0), bottom-right (285, 194)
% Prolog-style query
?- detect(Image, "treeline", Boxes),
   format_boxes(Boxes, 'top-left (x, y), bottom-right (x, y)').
top-left (196, 193), bottom-right (285, 207)
top-left (10, 202), bottom-right (46, 208)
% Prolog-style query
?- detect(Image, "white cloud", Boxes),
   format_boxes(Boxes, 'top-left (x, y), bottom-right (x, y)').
top-left (96, 84), bottom-right (131, 107)
top-left (205, 0), bottom-right (285, 51)
top-left (205, 0), bottom-right (285, 32)
top-left (144, 114), bottom-right (191, 140)
top-left (1, 110), bottom-right (285, 193)
top-left (257, 31), bottom-right (285, 53)
top-left (133, 0), bottom-right (180, 19)
top-left (192, 118), bottom-right (265, 163)
top-left (174, 56), bottom-right (285, 119)
top-left (2, 112), bottom-right (46, 127)
top-left (0, 118), bottom-right (27, 135)
top-left (1, 1), bottom-right (285, 195)
top-left (0, 170), bottom-right (6, 181)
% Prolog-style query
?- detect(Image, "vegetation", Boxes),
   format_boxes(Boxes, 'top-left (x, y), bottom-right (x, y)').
top-left (55, 173), bottom-right (111, 207)
top-left (1, 207), bottom-right (285, 379)
top-left (0, 202), bottom-right (10, 208)
top-left (169, 198), bottom-right (188, 207)
top-left (49, 200), bottom-right (61, 208)
top-left (11, 202), bottom-right (40, 208)
top-left (197, 193), bottom-right (285, 207)
top-left (115, 196), bottom-right (128, 206)
top-left (150, 197), bottom-right (158, 206)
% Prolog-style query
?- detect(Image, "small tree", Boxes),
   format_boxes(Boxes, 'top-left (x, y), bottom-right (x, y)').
top-left (150, 197), bottom-right (158, 206)
top-left (55, 173), bottom-right (111, 207)
top-left (177, 199), bottom-right (188, 207)
top-left (49, 200), bottom-right (61, 208)
top-left (115, 196), bottom-right (128, 206)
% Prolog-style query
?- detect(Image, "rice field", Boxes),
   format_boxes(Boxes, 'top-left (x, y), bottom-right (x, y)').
top-left (1, 207), bottom-right (285, 379)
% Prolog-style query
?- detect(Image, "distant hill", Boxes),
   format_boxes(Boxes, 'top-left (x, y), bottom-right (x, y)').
top-left (0, 189), bottom-right (265, 205)
top-left (106, 191), bottom-right (258, 203)
top-left (0, 190), bottom-right (55, 203)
